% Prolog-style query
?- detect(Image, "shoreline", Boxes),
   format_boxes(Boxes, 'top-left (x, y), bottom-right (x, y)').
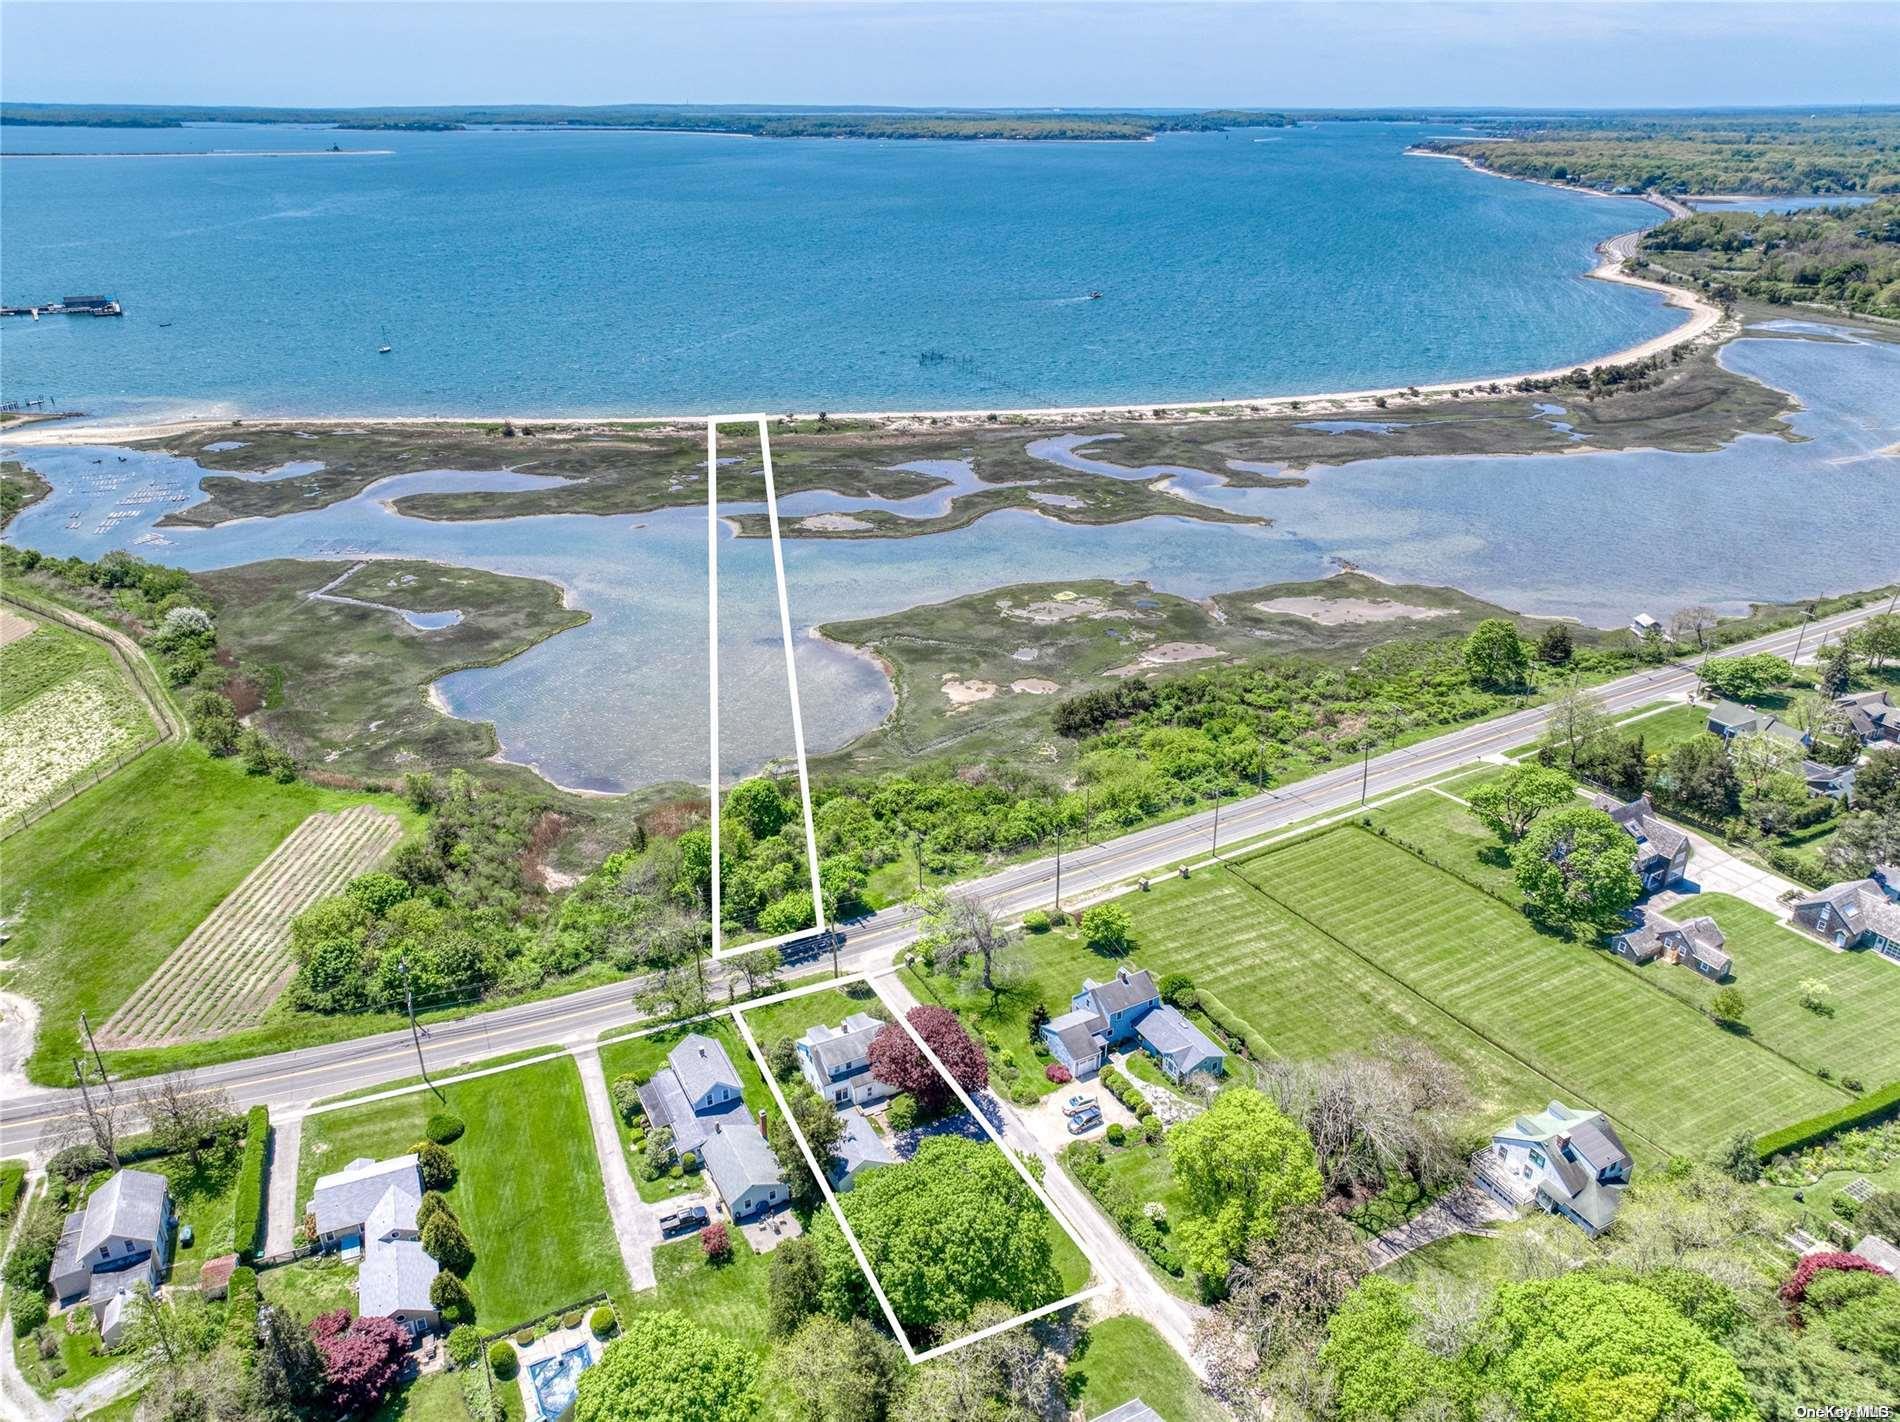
top-left (1, 163), bottom-right (1730, 444)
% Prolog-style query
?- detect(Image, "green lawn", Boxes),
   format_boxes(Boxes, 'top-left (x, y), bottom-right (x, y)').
top-left (371, 1370), bottom-right (472, 1422)
top-left (258, 1253), bottom-right (360, 1325)
top-left (9, 1307), bottom-right (125, 1398)
top-left (598, 1017), bottom-right (773, 1204)
top-left (623, 1233), bottom-right (795, 1416)
top-left (735, 982), bottom-right (887, 1050)
top-left (1230, 828), bottom-right (1844, 1155)
top-left (1364, 776), bottom-right (1520, 898)
top-left (0, 742), bottom-right (416, 1084)
top-left (1624, 894), bottom-right (1900, 1086)
top-left (141, 1136), bottom-right (246, 1285)
top-left (296, 1057), bottom-right (627, 1326)
top-left (1069, 1315), bottom-right (1213, 1422)
top-left (77, 1390), bottom-right (144, 1422)
top-left (1619, 702), bottom-right (1714, 753)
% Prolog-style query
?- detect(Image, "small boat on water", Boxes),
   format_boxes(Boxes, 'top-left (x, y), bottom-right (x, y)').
top-left (1088, 290), bottom-right (1104, 300)
top-left (377, 325), bottom-right (392, 354)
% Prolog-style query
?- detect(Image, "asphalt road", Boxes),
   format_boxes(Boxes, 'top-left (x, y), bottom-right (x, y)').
top-left (1, 601), bottom-right (1883, 1156)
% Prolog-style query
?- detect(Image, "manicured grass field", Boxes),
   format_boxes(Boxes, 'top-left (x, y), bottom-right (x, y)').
top-left (1231, 828), bottom-right (1845, 1155)
top-left (1363, 773), bottom-right (1519, 898)
top-left (735, 981), bottom-right (887, 1049)
top-left (598, 1017), bottom-right (773, 1203)
top-left (1629, 894), bottom-right (1900, 1085)
top-left (0, 742), bottom-right (416, 1084)
top-left (296, 1057), bottom-right (627, 1325)
top-left (1069, 1315), bottom-right (1213, 1422)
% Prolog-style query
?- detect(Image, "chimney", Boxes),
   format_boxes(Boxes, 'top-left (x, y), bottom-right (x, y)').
top-left (1116, 967), bottom-right (1130, 985)
top-left (758, 1109), bottom-right (768, 1137)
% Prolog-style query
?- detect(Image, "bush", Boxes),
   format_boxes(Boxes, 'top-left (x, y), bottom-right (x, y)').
top-left (1143, 1116), bottom-right (1165, 1145)
top-left (610, 1074), bottom-right (644, 1122)
top-left (226, 1266), bottom-right (260, 1351)
top-left (422, 1212), bottom-right (475, 1276)
top-left (9, 1290), bottom-right (47, 1336)
top-left (1009, 1079), bottom-right (1040, 1106)
top-left (589, 1305), bottom-right (617, 1339)
top-left (446, 1324), bottom-right (482, 1367)
top-left (767, 1037), bottom-right (799, 1081)
top-left (702, 1222), bottom-right (732, 1262)
top-left (887, 1095), bottom-right (920, 1132)
top-left (1106, 1123), bottom-right (1126, 1146)
top-left (515, 1329), bottom-right (535, 1347)
top-left (231, 1105), bottom-right (270, 1259)
top-left (416, 1190), bottom-right (457, 1233)
top-left (426, 1112), bottom-right (466, 1145)
top-left (430, 1270), bottom-right (475, 1325)
top-left (1045, 1062), bottom-right (1072, 1084)
top-left (1756, 1081), bottom-right (1900, 1160)
top-left (1022, 909), bottom-right (1051, 933)
top-left (413, 1141), bottom-right (458, 1190)
top-left (1781, 1251), bottom-right (1891, 1308)
top-left (1158, 972), bottom-right (1194, 1005)
top-left (561, 1310), bottom-right (583, 1330)
top-left (488, 1340), bottom-right (519, 1380)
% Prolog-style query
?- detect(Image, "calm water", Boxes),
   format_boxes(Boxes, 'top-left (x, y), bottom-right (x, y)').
top-left (0, 121), bottom-right (1678, 418)
top-left (5, 328), bottom-right (1897, 794)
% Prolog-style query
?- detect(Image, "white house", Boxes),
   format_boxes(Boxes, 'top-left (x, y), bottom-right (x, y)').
top-left (49, 1169), bottom-right (174, 1348)
top-left (796, 1013), bottom-right (897, 1109)
top-left (307, 1154), bottom-right (440, 1336)
top-left (701, 1119), bottom-right (789, 1220)
top-left (1475, 1101), bottom-right (1632, 1237)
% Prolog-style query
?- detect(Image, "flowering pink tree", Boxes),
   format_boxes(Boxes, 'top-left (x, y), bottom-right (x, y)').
top-left (701, 1221), bottom-right (731, 1261)
top-left (309, 1308), bottom-right (407, 1415)
top-left (1781, 1251), bottom-right (1889, 1308)
top-left (868, 1006), bottom-right (989, 1113)
top-left (1045, 1063), bottom-right (1072, 1084)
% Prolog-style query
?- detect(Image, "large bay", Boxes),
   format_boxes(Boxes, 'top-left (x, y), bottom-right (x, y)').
top-left (0, 121), bottom-right (1677, 418)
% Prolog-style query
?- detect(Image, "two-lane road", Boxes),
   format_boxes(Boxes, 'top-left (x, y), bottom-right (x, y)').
top-left (0, 600), bottom-right (1884, 1156)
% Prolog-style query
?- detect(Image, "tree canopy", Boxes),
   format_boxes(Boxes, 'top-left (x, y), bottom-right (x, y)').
top-left (574, 1311), bottom-right (758, 1422)
top-left (1467, 764), bottom-right (1577, 842)
top-left (1463, 619), bottom-right (1530, 690)
top-left (1166, 1088), bottom-right (1322, 1280)
top-left (1511, 804), bottom-right (1643, 933)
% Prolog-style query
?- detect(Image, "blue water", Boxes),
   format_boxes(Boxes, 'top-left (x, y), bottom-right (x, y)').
top-left (0, 121), bottom-right (1678, 418)
top-left (528, 1344), bottom-right (593, 1421)
top-left (5, 327), bottom-right (1897, 795)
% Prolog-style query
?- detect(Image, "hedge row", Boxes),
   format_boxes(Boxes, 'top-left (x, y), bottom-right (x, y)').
top-left (226, 1266), bottom-right (260, 1353)
top-left (1194, 990), bottom-right (1272, 1063)
top-left (231, 1105), bottom-right (270, 1259)
top-left (1757, 1081), bottom-right (1900, 1161)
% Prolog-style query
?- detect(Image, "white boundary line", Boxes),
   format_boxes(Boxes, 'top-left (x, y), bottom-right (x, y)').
top-left (704, 415), bottom-right (827, 960)
top-left (730, 980), bottom-right (1106, 1364)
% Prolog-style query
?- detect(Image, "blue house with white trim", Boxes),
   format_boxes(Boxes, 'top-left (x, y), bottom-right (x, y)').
top-left (1040, 965), bottom-right (1225, 1083)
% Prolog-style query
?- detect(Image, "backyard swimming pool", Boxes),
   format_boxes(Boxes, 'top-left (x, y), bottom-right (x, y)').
top-left (528, 1342), bottom-right (594, 1420)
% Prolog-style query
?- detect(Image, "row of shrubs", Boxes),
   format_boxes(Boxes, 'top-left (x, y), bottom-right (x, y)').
top-left (1098, 1065), bottom-right (1155, 1123)
top-left (480, 1303), bottom-right (619, 1379)
top-left (231, 1105), bottom-right (270, 1259)
top-left (1064, 1141), bottom-right (1183, 1277)
top-left (1757, 1080), bottom-right (1900, 1161)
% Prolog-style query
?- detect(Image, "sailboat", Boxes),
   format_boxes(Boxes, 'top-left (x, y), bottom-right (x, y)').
top-left (377, 325), bottom-right (392, 355)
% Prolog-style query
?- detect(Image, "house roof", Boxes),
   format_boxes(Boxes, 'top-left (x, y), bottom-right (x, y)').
top-left (1708, 703), bottom-right (1807, 744)
top-left (1047, 1008), bottom-right (1107, 1062)
top-left (1079, 967), bottom-right (1159, 1018)
top-left (1674, 916), bottom-right (1731, 974)
top-left (1797, 880), bottom-right (1900, 941)
top-left (359, 1236), bottom-right (438, 1318)
top-left (51, 1209), bottom-right (86, 1286)
top-left (1093, 1402), bottom-right (1165, 1422)
top-left (1133, 1005), bottom-right (1223, 1070)
top-left (76, 1170), bottom-right (169, 1257)
top-left (831, 1108), bottom-right (897, 1183)
top-left (701, 1121), bottom-right (784, 1205)
top-left (88, 1255), bottom-right (150, 1307)
top-left (1566, 1115), bottom-right (1632, 1177)
top-left (803, 1013), bottom-right (885, 1081)
top-left (198, 1255), bottom-right (239, 1295)
top-left (639, 1062), bottom-right (744, 1157)
top-left (1853, 1234), bottom-right (1900, 1274)
top-left (1590, 793), bottom-right (1688, 866)
top-left (1613, 908), bottom-right (1669, 961)
top-left (669, 1033), bottom-right (743, 1106)
top-left (1498, 1101), bottom-right (1631, 1231)
top-left (309, 1155), bottom-right (422, 1239)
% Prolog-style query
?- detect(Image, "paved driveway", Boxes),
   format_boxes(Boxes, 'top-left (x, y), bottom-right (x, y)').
top-left (572, 1046), bottom-right (660, 1291)
top-left (1649, 825), bottom-right (1805, 919)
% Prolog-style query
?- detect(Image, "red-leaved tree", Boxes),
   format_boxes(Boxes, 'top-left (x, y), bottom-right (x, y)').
top-left (1781, 1251), bottom-right (1889, 1308)
top-left (867, 1007), bottom-right (989, 1113)
top-left (309, 1308), bottom-right (408, 1415)
top-left (701, 1221), bottom-right (731, 1261)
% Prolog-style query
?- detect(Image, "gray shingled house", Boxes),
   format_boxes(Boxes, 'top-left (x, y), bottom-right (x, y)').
top-left (1041, 965), bottom-right (1226, 1082)
top-left (638, 1032), bottom-right (748, 1156)
top-left (306, 1154), bottom-right (439, 1336)
top-left (1608, 907), bottom-right (1732, 980)
top-left (1591, 793), bottom-right (1690, 894)
top-left (1837, 690), bottom-right (1898, 746)
top-left (1790, 880), bottom-right (1900, 961)
top-left (828, 1107), bottom-right (898, 1193)
top-left (797, 1012), bottom-right (897, 1109)
top-left (1475, 1102), bottom-right (1632, 1237)
top-left (1706, 701), bottom-right (1811, 748)
top-left (701, 1120), bottom-right (788, 1219)
top-left (49, 1169), bottom-right (174, 1348)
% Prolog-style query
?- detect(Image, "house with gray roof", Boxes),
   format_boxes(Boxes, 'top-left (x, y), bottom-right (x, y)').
top-left (701, 1120), bottom-right (788, 1220)
top-left (1040, 965), bottom-right (1225, 1082)
top-left (306, 1154), bottom-right (438, 1336)
top-left (1837, 690), bottom-right (1898, 746)
top-left (1590, 793), bottom-right (1690, 893)
top-left (1608, 907), bottom-right (1732, 981)
top-left (49, 1168), bottom-right (173, 1343)
top-left (638, 1033), bottom-right (748, 1156)
top-left (1474, 1101), bottom-right (1631, 1237)
top-left (798, 1012), bottom-right (897, 1109)
top-left (1707, 701), bottom-right (1810, 748)
top-left (1801, 758), bottom-right (1860, 801)
top-left (1790, 880), bottom-right (1900, 962)
top-left (828, 1107), bottom-right (898, 1193)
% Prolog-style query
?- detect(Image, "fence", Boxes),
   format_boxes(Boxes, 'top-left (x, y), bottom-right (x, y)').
top-left (1, 589), bottom-right (185, 839)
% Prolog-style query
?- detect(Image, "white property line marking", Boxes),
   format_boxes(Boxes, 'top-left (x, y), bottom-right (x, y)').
top-left (704, 415), bottom-right (827, 960)
top-left (731, 984), bottom-right (1105, 1364)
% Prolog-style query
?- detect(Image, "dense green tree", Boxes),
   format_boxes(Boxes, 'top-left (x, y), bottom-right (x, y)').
top-left (766, 1236), bottom-right (827, 1339)
top-left (1319, 1276), bottom-right (1461, 1421)
top-left (185, 690), bottom-right (241, 754)
top-left (809, 1135), bottom-right (1059, 1330)
top-left (1467, 764), bottom-right (1577, 842)
top-left (1511, 805), bottom-right (1643, 932)
top-left (725, 777), bottom-right (794, 840)
top-left (1710, 987), bottom-right (1746, 1027)
top-left (429, 1270), bottom-right (474, 1325)
top-left (1656, 734), bottom-right (1742, 819)
top-left (1167, 1088), bottom-right (1322, 1281)
top-left (1535, 623), bottom-right (1574, 665)
top-left (774, 1315), bottom-right (907, 1422)
top-left (1856, 612), bottom-right (1900, 671)
top-left (574, 1311), bottom-right (757, 1422)
top-left (1079, 901), bottom-right (1132, 955)
top-left (1539, 685), bottom-right (1615, 773)
top-left (769, 1082), bottom-right (843, 1210)
top-left (1699, 653), bottom-right (1792, 703)
top-left (1853, 750), bottom-right (1900, 816)
top-left (420, 1210), bottom-right (473, 1276)
top-left (1463, 618), bottom-right (1530, 690)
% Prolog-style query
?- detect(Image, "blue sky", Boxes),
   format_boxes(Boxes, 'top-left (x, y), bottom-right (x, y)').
top-left (3, 2), bottom-right (1895, 109)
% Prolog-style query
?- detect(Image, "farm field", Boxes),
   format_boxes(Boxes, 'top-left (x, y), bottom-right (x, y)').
top-left (100, 803), bottom-right (404, 1048)
top-left (598, 1017), bottom-right (775, 1204)
top-left (1229, 827), bottom-right (1845, 1155)
top-left (295, 1056), bottom-right (628, 1326)
top-left (0, 612), bottom-right (153, 820)
top-left (0, 743), bottom-right (417, 1084)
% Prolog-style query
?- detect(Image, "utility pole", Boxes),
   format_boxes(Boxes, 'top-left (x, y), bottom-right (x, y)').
top-left (1361, 741), bottom-right (1374, 805)
top-left (1053, 825), bottom-right (1063, 912)
top-left (73, 1058), bottom-right (118, 1168)
top-left (1211, 792), bottom-right (1220, 857)
top-left (400, 957), bottom-right (439, 1100)
top-left (914, 832), bottom-right (924, 896)
top-left (79, 1011), bottom-right (111, 1094)
top-left (1792, 605), bottom-right (1816, 667)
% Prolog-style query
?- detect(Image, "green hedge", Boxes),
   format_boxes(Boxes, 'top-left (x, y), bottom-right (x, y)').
top-left (1757, 1081), bottom-right (1900, 1161)
top-left (1194, 990), bottom-right (1273, 1062)
top-left (230, 1105), bottom-right (270, 1259)
top-left (226, 1266), bottom-right (260, 1352)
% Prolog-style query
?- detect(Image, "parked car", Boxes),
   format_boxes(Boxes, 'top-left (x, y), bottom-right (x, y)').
top-left (1067, 1108), bottom-right (1102, 1135)
top-left (1062, 1094), bottom-right (1099, 1117)
top-left (657, 1202), bottom-right (709, 1234)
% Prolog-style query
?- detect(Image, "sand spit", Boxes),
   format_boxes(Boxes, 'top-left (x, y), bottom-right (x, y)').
top-left (1253, 595), bottom-right (1454, 625)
